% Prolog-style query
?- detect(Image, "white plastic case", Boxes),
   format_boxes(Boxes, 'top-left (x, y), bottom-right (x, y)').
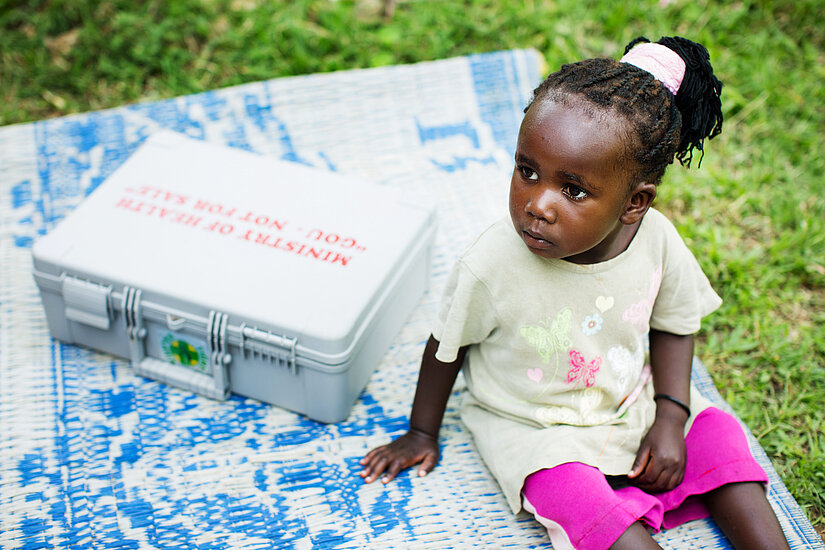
top-left (32, 131), bottom-right (435, 422)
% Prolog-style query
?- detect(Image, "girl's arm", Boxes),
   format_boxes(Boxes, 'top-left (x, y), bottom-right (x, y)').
top-left (359, 334), bottom-right (467, 484)
top-left (628, 328), bottom-right (693, 492)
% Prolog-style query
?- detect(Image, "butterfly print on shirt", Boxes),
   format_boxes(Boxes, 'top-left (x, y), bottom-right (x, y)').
top-left (565, 349), bottom-right (601, 388)
top-left (520, 307), bottom-right (573, 389)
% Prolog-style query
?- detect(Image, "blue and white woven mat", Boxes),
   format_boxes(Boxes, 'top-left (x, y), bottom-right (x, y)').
top-left (0, 50), bottom-right (821, 549)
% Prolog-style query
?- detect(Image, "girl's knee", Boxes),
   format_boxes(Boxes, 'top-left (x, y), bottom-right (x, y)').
top-left (523, 462), bottom-right (610, 498)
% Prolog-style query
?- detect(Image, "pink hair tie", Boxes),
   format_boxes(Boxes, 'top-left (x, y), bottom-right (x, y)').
top-left (620, 42), bottom-right (686, 95)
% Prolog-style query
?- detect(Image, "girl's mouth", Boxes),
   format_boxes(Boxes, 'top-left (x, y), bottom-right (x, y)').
top-left (522, 229), bottom-right (554, 249)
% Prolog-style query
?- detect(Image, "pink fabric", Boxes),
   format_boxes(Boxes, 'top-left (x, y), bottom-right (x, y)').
top-left (620, 42), bottom-right (686, 95)
top-left (521, 407), bottom-right (768, 550)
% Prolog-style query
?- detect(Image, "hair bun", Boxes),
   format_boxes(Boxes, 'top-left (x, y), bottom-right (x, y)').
top-left (625, 36), bottom-right (724, 167)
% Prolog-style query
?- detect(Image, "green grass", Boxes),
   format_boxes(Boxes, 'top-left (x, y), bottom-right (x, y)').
top-left (2, 0), bottom-right (824, 538)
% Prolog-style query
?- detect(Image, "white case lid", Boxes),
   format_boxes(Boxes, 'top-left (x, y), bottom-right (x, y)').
top-left (32, 131), bottom-right (434, 362)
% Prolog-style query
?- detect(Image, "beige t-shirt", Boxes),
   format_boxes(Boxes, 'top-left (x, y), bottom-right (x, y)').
top-left (431, 209), bottom-right (722, 513)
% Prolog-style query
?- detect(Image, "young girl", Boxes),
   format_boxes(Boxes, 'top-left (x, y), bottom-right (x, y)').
top-left (360, 36), bottom-right (790, 550)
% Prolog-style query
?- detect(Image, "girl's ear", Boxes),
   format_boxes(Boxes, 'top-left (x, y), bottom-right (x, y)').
top-left (621, 182), bottom-right (657, 225)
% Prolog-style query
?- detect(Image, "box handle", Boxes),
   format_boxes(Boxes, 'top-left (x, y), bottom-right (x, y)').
top-left (134, 357), bottom-right (229, 401)
top-left (123, 286), bottom-right (230, 400)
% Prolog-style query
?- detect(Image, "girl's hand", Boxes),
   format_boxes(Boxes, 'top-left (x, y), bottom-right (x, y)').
top-left (627, 414), bottom-right (687, 492)
top-left (359, 429), bottom-right (439, 484)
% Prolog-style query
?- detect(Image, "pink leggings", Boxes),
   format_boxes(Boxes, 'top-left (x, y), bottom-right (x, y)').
top-left (521, 408), bottom-right (768, 550)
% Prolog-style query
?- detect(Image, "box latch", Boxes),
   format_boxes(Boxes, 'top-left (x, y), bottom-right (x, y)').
top-left (206, 310), bottom-right (231, 398)
top-left (124, 286), bottom-right (231, 401)
top-left (62, 276), bottom-right (112, 330)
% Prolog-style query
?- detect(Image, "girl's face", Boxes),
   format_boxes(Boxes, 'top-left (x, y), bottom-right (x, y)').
top-left (509, 99), bottom-right (653, 264)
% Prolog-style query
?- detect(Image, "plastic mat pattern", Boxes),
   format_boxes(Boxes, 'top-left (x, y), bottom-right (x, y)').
top-left (1, 50), bottom-right (821, 549)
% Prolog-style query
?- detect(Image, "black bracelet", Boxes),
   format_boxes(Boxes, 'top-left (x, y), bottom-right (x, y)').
top-left (653, 393), bottom-right (691, 417)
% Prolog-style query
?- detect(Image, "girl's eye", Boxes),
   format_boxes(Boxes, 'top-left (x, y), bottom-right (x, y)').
top-left (519, 166), bottom-right (538, 181)
top-left (563, 185), bottom-right (588, 200)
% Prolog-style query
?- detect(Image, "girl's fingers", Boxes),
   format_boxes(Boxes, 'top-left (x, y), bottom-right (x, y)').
top-left (650, 468), bottom-right (670, 491)
top-left (628, 447), bottom-right (651, 478)
top-left (361, 453), bottom-right (390, 483)
top-left (632, 457), bottom-right (662, 489)
top-left (382, 460), bottom-right (405, 484)
top-left (360, 445), bottom-right (386, 465)
top-left (360, 435), bottom-right (440, 484)
top-left (664, 467), bottom-right (684, 492)
top-left (359, 449), bottom-right (379, 473)
top-left (638, 464), bottom-right (684, 492)
top-left (650, 457), bottom-right (684, 491)
top-left (418, 452), bottom-right (437, 476)
top-left (648, 462), bottom-right (672, 490)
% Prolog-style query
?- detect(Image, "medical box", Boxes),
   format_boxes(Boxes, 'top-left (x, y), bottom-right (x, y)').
top-left (32, 131), bottom-right (435, 423)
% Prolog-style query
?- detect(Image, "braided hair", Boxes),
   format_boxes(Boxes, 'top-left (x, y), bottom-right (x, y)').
top-left (526, 36), bottom-right (723, 186)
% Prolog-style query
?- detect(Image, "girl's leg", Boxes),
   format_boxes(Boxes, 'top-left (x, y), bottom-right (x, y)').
top-left (704, 481), bottom-right (790, 550)
top-left (608, 521), bottom-right (661, 550)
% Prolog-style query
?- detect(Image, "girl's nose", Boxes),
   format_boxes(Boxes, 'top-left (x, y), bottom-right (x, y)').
top-left (526, 190), bottom-right (557, 224)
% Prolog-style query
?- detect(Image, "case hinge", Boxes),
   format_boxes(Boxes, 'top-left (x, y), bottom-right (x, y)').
top-left (62, 276), bottom-right (112, 330)
top-left (238, 324), bottom-right (298, 375)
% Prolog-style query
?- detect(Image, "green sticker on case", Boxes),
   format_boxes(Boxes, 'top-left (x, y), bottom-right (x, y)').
top-left (162, 333), bottom-right (208, 371)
